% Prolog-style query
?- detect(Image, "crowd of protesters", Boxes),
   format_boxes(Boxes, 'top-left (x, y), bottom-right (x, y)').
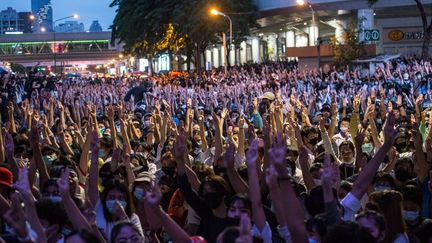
top-left (0, 56), bottom-right (431, 243)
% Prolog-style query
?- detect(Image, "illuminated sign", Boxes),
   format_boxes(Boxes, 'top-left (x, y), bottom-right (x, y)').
top-left (383, 27), bottom-right (424, 43)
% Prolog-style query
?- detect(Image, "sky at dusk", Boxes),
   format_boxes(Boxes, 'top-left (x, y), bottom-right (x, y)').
top-left (0, 0), bottom-right (117, 31)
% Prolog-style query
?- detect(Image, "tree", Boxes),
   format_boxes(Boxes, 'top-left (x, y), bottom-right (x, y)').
top-left (330, 20), bottom-right (367, 67)
top-left (368, 0), bottom-right (431, 60)
top-left (110, 0), bottom-right (258, 72)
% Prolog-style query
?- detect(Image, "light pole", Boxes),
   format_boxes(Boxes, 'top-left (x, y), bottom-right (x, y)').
top-left (53, 14), bottom-right (79, 75)
top-left (210, 9), bottom-right (233, 72)
top-left (297, 0), bottom-right (320, 68)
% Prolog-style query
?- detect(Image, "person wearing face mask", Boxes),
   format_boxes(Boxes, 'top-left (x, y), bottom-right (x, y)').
top-left (338, 141), bottom-right (356, 180)
top-left (41, 145), bottom-right (59, 168)
top-left (394, 157), bottom-right (416, 184)
top-left (96, 181), bottom-right (142, 242)
top-left (160, 152), bottom-right (179, 211)
top-left (35, 198), bottom-right (68, 243)
top-left (401, 185), bottom-right (432, 243)
top-left (332, 118), bottom-right (352, 147)
top-left (301, 126), bottom-right (320, 156)
top-left (131, 171), bottom-right (159, 242)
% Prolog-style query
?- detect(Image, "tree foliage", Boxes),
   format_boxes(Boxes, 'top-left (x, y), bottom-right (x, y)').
top-left (330, 20), bottom-right (367, 67)
top-left (109, 0), bottom-right (258, 69)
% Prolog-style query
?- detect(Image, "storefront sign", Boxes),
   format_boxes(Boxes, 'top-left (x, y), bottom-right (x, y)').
top-left (383, 27), bottom-right (424, 43)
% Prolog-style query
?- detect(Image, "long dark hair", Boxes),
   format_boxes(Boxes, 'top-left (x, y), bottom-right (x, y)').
top-left (101, 180), bottom-right (135, 222)
top-left (111, 221), bottom-right (142, 243)
top-left (65, 229), bottom-right (101, 243)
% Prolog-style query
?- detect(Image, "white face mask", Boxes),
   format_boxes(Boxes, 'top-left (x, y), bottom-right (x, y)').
top-left (340, 127), bottom-right (348, 133)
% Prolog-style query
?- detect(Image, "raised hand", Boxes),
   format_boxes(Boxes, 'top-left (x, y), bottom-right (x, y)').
top-left (235, 214), bottom-right (253, 243)
top-left (106, 104), bottom-right (115, 119)
top-left (246, 139), bottom-right (260, 167)
top-left (383, 111), bottom-right (397, 146)
top-left (57, 167), bottom-right (70, 195)
top-left (268, 135), bottom-right (287, 174)
top-left (145, 180), bottom-right (161, 208)
top-left (4, 132), bottom-right (14, 157)
top-left (223, 144), bottom-right (236, 169)
top-left (13, 166), bottom-right (31, 196)
top-left (265, 164), bottom-right (279, 189)
top-left (172, 132), bottom-right (187, 159)
top-left (320, 154), bottom-right (334, 186)
top-left (111, 200), bottom-right (128, 220)
top-left (90, 130), bottom-right (99, 153)
top-left (221, 108), bottom-right (229, 120)
top-left (3, 193), bottom-right (27, 238)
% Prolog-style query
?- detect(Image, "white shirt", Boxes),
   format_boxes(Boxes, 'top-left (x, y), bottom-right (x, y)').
top-left (340, 192), bottom-right (362, 221)
top-left (251, 222), bottom-right (272, 243)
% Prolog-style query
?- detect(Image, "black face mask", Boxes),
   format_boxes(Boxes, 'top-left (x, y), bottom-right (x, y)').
top-left (203, 192), bottom-right (224, 209)
top-left (309, 137), bottom-right (319, 146)
top-left (395, 142), bottom-right (409, 153)
top-left (395, 169), bottom-right (414, 182)
top-left (162, 166), bottom-right (176, 177)
top-left (226, 217), bottom-right (241, 226)
top-left (409, 141), bottom-right (415, 150)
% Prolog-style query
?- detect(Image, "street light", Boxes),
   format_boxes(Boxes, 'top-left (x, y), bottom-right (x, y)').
top-left (210, 8), bottom-right (233, 72)
top-left (29, 15), bottom-right (35, 20)
top-left (296, 0), bottom-right (321, 68)
top-left (40, 27), bottom-right (46, 32)
top-left (53, 14), bottom-right (79, 75)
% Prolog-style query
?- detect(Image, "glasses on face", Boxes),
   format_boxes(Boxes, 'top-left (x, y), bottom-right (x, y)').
top-left (115, 234), bottom-right (142, 243)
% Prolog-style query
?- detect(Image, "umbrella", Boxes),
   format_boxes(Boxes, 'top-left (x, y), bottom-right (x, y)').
top-left (65, 73), bottom-right (81, 77)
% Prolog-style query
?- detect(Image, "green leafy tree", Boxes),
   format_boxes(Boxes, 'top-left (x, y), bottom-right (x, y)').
top-left (330, 20), bottom-right (367, 67)
top-left (110, 0), bottom-right (257, 72)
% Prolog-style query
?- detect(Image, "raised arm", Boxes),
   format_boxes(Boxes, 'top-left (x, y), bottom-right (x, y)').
top-left (270, 137), bottom-right (308, 243)
top-left (106, 104), bottom-right (118, 149)
top-left (144, 182), bottom-right (190, 243)
top-left (351, 111), bottom-right (396, 200)
top-left (412, 123), bottom-right (429, 182)
top-left (246, 139), bottom-right (267, 231)
top-left (224, 144), bottom-right (248, 194)
top-left (7, 102), bottom-right (16, 134)
top-left (88, 130), bottom-right (100, 207)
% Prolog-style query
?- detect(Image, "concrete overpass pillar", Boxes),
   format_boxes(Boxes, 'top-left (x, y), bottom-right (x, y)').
top-left (212, 47), bottom-right (220, 67)
top-left (252, 37), bottom-right (261, 63)
top-left (240, 41), bottom-right (247, 64)
top-left (358, 9), bottom-right (374, 42)
top-left (286, 31), bottom-right (295, 48)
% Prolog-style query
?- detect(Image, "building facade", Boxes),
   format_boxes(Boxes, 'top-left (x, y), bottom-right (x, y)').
top-left (89, 20), bottom-right (103, 32)
top-left (31, 0), bottom-right (53, 32)
top-left (0, 7), bottom-right (32, 34)
top-left (55, 21), bottom-right (85, 33)
top-left (200, 0), bottom-right (432, 69)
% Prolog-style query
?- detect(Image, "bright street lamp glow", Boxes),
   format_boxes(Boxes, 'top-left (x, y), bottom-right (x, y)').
top-left (119, 54), bottom-right (124, 59)
top-left (297, 0), bottom-right (306, 6)
top-left (210, 9), bottom-right (220, 15)
top-left (40, 27), bottom-right (46, 32)
top-left (29, 15), bottom-right (35, 20)
top-left (73, 14), bottom-right (79, 19)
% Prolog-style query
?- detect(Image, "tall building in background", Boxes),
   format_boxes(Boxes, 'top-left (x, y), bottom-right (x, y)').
top-left (55, 20), bottom-right (85, 33)
top-left (31, 0), bottom-right (53, 32)
top-left (0, 7), bottom-right (18, 34)
top-left (0, 7), bottom-right (32, 34)
top-left (89, 20), bottom-right (103, 32)
top-left (18, 12), bottom-right (33, 33)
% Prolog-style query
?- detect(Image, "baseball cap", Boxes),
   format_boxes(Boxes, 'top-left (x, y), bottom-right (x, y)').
top-left (135, 171), bottom-right (155, 183)
top-left (0, 167), bottom-right (13, 188)
top-left (260, 92), bottom-right (275, 101)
